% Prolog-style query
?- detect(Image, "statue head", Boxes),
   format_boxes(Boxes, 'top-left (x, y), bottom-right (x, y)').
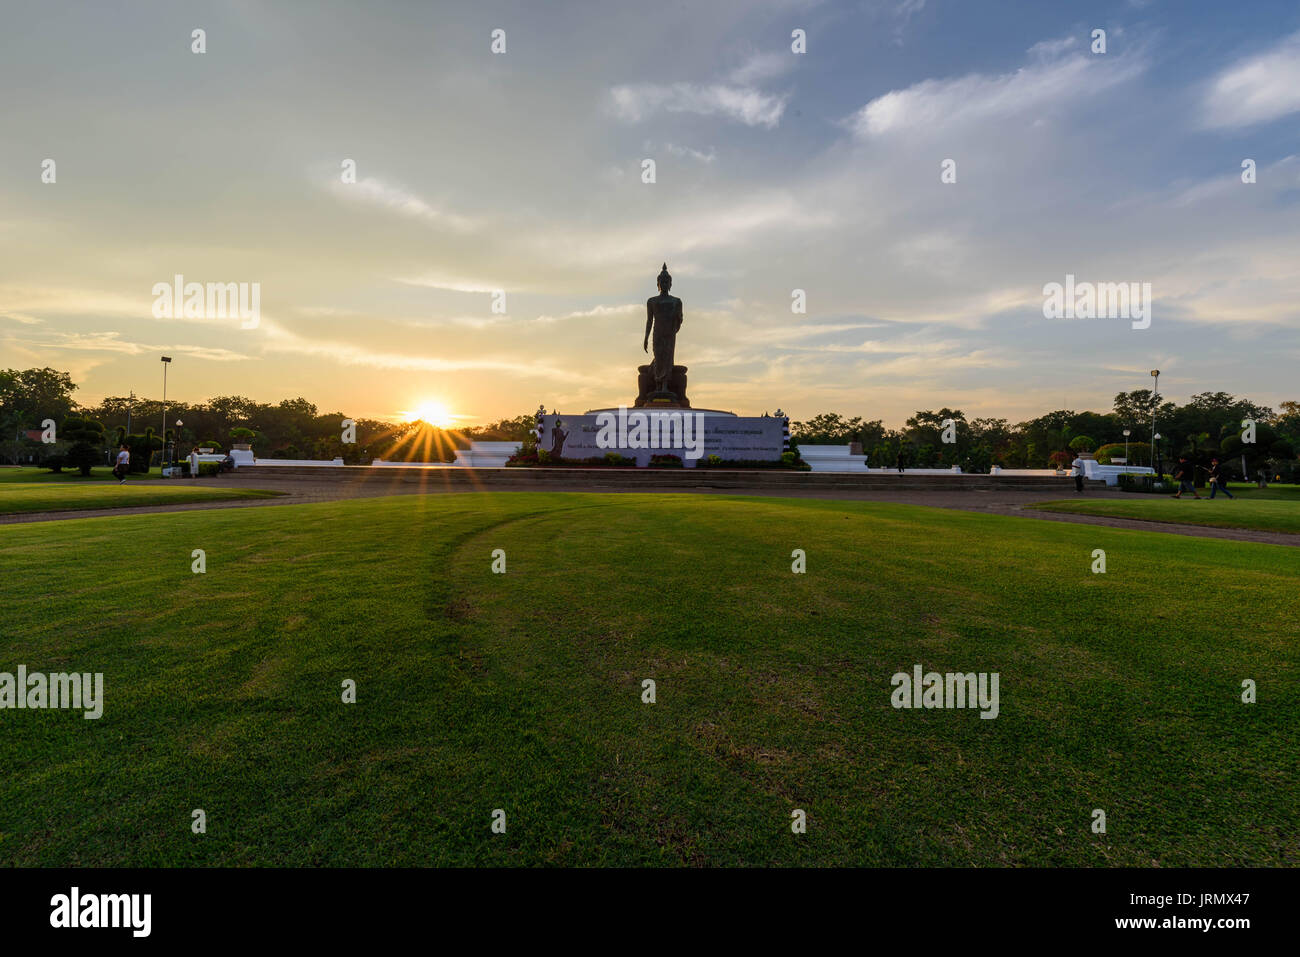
top-left (657, 262), bottom-right (672, 293)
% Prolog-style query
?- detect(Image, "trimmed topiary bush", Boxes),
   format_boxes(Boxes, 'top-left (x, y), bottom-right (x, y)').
top-left (61, 416), bottom-right (106, 476)
top-left (1095, 442), bottom-right (1150, 465)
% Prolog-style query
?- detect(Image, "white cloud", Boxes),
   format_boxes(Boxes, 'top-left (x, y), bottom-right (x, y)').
top-left (1201, 32), bottom-right (1300, 129)
top-left (256, 319), bottom-right (590, 382)
top-left (659, 142), bottom-right (717, 164)
top-left (19, 331), bottom-right (251, 362)
top-left (0, 285), bottom-right (150, 319)
top-left (534, 304), bottom-right (639, 324)
top-left (892, 0), bottom-right (927, 45)
top-left (849, 49), bottom-right (1143, 137)
top-left (609, 83), bottom-right (788, 128)
top-left (728, 51), bottom-right (793, 86)
top-left (1027, 36), bottom-right (1078, 61)
top-left (324, 174), bottom-right (479, 231)
top-left (394, 274), bottom-right (501, 294)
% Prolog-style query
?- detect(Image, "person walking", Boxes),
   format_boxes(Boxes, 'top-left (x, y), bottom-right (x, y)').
top-left (113, 444), bottom-right (131, 484)
top-left (1071, 452), bottom-right (1087, 493)
top-left (188, 447), bottom-right (201, 479)
top-left (1172, 456), bottom-right (1201, 499)
top-left (1207, 458), bottom-right (1234, 499)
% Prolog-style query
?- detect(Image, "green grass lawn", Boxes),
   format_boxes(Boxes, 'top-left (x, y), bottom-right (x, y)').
top-left (0, 482), bottom-right (282, 515)
top-left (1, 493), bottom-right (1295, 866)
top-left (0, 466), bottom-right (164, 483)
top-left (1032, 486), bottom-right (1300, 534)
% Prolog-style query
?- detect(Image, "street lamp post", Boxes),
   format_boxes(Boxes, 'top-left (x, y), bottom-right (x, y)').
top-left (1154, 432), bottom-right (1163, 482)
top-left (175, 419), bottom-right (183, 466)
top-left (1149, 369), bottom-right (1160, 472)
top-left (1123, 428), bottom-right (1131, 466)
top-left (160, 357), bottom-right (172, 471)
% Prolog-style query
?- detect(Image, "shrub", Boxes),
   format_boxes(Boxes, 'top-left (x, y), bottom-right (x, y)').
top-left (781, 451), bottom-right (797, 466)
top-left (505, 448), bottom-right (540, 467)
top-left (700, 457), bottom-right (808, 470)
top-left (200, 439), bottom-right (223, 451)
top-left (1095, 442), bottom-right (1150, 465)
top-left (964, 444), bottom-right (993, 474)
top-left (126, 430), bottom-right (163, 472)
top-left (61, 416), bottom-right (107, 476)
top-left (649, 454), bottom-right (682, 468)
top-left (706, 454), bottom-right (723, 466)
top-left (1117, 472), bottom-right (1175, 493)
top-left (603, 451), bottom-right (635, 467)
top-left (1068, 435), bottom-right (1095, 452)
top-left (1118, 473), bottom-right (1156, 493)
top-left (229, 427), bottom-right (255, 442)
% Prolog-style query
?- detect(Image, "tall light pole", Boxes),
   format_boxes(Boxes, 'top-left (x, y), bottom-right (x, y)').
top-left (161, 356), bottom-right (172, 471)
top-left (1123, 428), bottom-right (1131, 466)
top-left (1149, 369), bottom-right (1160, 471)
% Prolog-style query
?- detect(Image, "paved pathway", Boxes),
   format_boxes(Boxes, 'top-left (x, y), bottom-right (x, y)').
top-left (3, 475), bottom-right (1295, 546)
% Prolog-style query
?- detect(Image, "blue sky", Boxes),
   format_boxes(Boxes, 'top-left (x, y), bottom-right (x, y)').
top-left (2, 0), bottom-right (1298, 425)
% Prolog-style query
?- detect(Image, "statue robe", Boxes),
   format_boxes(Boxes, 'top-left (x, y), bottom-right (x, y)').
top-left (646, 294), bottom-right (683, 388)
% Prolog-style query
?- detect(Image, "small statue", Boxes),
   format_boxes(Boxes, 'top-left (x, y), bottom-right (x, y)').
top-left (550, 419), bottom-right (568, 457)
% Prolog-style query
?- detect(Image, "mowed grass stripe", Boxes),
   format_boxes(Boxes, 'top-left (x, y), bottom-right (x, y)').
top-left (0, 467), bottom-right (166, 484)
top-left (0, 481), bottom-right (281, 515)
top-left (0, 493), bottom-right (1295, 866)
top-left (1031, 493), bottom-right (1300, 535)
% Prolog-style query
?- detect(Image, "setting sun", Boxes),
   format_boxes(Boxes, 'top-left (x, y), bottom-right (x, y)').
top-left (407, 400), bottom-right (457, 429)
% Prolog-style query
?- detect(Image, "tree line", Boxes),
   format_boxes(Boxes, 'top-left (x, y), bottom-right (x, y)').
top-left (0, 367), bottom-right (532, 472)
top-left (3, 367), bottom-right (1296, 481)
top-left (794, 390), bottom-right (1298, 480)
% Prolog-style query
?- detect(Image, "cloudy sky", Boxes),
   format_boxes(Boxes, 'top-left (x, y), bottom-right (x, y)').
top-left (2, 0), bottom-right (1298, 426)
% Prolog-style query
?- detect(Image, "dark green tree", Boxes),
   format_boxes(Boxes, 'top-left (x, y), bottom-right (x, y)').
top-left (60, 416), bottom-right (106, 476)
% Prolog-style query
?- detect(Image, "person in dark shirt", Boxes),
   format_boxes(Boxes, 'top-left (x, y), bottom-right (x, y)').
top-left (1207, 457), bottom-right (1234, 499)
top-left (1172, 456), bottom-right (1201, 499)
